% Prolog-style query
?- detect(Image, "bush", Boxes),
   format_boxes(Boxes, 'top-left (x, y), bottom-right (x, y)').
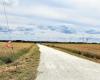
top-left (0, 57), bottom-right (12, 64)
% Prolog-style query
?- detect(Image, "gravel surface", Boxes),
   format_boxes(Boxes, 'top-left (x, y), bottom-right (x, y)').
top-left (36, 44), bottom-right (100, 80)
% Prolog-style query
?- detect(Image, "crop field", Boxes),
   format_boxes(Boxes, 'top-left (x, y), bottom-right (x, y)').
top-left (46, 43), bottom-right (100, 63)
top-left (0, 42), bottom-right (32, 57)
top-left (0, 42), bottom-right (33, 64)
top-left (0, 42), bottom-right (40, 80)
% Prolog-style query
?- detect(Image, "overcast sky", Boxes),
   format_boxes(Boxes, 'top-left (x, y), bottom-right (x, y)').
top-left (0, 0), bottom-right (100, 42)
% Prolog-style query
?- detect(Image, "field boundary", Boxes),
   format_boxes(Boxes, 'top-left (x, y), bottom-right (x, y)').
top-left (0, 44), bottom-right (40, 80)
top-left (0, 45), bottom-right (33, 65)
top-left (46, 45), bottom-right (100, 63)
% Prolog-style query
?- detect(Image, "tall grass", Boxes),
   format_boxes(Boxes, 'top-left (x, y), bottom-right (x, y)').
top-left (0, 43), bottom-right (40, 80)
top-left (0, 42), bottom-right (33, 64)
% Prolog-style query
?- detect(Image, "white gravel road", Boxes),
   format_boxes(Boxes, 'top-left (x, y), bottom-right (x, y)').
top-left (36, 44), bottom-right (100, 80)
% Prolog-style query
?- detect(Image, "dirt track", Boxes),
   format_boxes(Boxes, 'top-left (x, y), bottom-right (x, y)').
top-left (36, 44), bottom-right (100, 80)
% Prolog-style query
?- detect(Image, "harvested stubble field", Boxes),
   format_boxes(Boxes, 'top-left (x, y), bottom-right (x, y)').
top-left (46, 43), bottom-right (100, 63)
top-left (0, 42), bottom-right (40, 80)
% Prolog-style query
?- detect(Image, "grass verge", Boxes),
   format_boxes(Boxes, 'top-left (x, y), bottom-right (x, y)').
top-left (45, 43), bottom-right (100, 63)
top-left (0, 45), bottom-right (32, 64)
top-left (0, 43), bottom-right (40, 80)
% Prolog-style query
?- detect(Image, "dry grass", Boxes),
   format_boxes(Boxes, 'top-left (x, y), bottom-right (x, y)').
top-left (0, 42), bottom-right (33, 64)
top-left (0, 42), bottom-right (32, 57)
top-left (46, 43), bottom-right (100, 63)
top-left (0, 42), bottom-right (40, 80)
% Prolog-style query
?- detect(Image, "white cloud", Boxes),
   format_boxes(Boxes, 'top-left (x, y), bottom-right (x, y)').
top-left (0, 0), bottom-right (100, 42)
top-left (71, 0), bottom-right (100, 9)
top-left (2, 3), bottom-right (99, 27)
top-left (0, 0), bottom-right (99, 27)
top-left (52, 0), bottom-right (100, 10)
top-left (0, 0), bottom-right (19, 7)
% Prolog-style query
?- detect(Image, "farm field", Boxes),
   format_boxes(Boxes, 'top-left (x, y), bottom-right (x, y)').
top-left (0, 42), bottom-right (40, 80)
top-left (45, 43), bottom-right (100, 63)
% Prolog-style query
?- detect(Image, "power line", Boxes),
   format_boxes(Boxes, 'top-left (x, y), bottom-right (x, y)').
top-left (2, 0), bottom-right (11, 40)
top-left (2, 0), bottom-right (9, 28)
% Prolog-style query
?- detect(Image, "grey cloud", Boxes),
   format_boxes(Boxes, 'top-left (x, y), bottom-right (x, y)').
top-left (86, 30), bottom-right (100, 34)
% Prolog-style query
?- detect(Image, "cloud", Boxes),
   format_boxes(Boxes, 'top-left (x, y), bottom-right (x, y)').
top-left (49, 0), bottom-right (100, 10)
top-left (0, 0), bottom-right (19, 7)
top-left (86, 30), bottom-right (100, 34)
top-left (0, 0), bottom-right (100, 27)
top-left (3, 3), bottom-right (99, 27)
top-left (0, 24), bottom-right (100, 42)
top-left (0, 0), bottom-right (100, 42)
